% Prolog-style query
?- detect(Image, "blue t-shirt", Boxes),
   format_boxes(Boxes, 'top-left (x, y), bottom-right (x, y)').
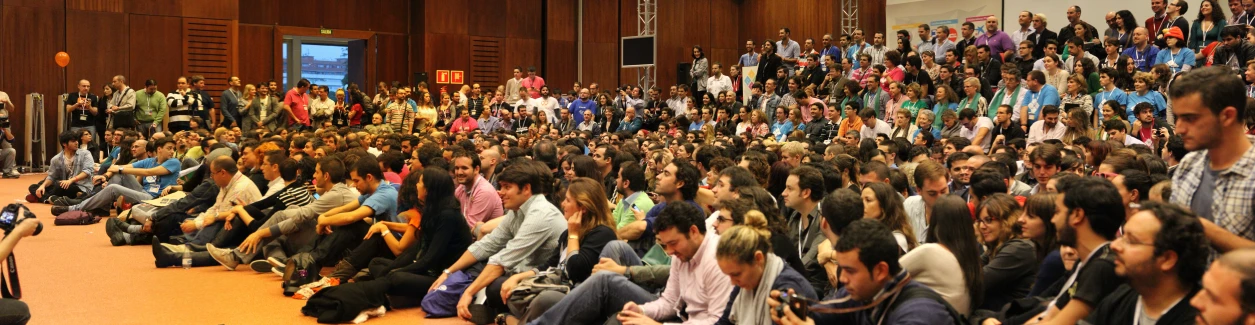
top-left (359, 181), bottom-right (400, 223)
top-left (1019, 84), bottom-right (1062, 124)
top-left (569, 99), bottom-right (598, 125)
top-left (130, 157), bottom-right (181, 197)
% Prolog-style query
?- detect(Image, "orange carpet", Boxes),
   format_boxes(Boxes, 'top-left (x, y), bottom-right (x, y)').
top-left (3, 174), bottom-right (473, 325)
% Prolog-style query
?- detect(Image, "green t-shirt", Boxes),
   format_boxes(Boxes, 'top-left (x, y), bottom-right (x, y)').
top-left (612, 192), bottom-right (656, 230)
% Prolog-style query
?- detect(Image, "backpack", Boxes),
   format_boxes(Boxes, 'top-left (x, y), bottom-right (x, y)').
top-left (55, 211), bottom-right (100, 226)
top-left (421, 270), bottom-right (474, 318)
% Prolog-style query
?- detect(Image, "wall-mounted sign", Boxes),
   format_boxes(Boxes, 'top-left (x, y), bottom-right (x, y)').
top-left (451, 71), bottom-right (464, 84)
top-left (436, 70), bottom-right (450, 84)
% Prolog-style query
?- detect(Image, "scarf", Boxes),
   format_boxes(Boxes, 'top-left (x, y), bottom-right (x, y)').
top-left (730, 254), bottom-right (784, 325)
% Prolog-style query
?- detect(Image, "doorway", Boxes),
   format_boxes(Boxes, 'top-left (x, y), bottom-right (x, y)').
top-left (281, 36), bottom-right (367, 92)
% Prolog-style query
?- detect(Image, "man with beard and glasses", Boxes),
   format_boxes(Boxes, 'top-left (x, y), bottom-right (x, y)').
top-left (1085, 201), bottom-right (1206, 324)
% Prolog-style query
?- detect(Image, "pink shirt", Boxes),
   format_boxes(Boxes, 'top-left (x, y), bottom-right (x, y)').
top-left (454, 175), bottom-right (504, 227)
top-left (641, 232), bottom-right (734, 324)
top-left (284, 89), bottom-right (310, 126)
top-left (520, 76), bottom-right (545, 99)
top-left (450, 117), bottom-right (479, 134)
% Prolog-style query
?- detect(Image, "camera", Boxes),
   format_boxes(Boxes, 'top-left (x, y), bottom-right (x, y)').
top-left (775, 291), bottom-right (813, 321)
top-left (0, 117), bottom-right (9, 129)
top-left (0, 203), bottom-right (40, 236)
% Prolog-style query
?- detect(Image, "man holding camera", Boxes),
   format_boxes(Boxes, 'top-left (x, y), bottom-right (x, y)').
top-left (0, 207), bottom-right (41, 325)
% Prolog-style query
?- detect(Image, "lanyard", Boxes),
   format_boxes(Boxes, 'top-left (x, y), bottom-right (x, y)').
top-left (1051, 242), bottom-right (1111, 306)
top-left (1133, 294), bottom-right (1187, 325)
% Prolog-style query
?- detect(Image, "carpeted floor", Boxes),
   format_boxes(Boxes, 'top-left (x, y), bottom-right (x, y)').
top-left (3, 174), bottom-right (472, 325)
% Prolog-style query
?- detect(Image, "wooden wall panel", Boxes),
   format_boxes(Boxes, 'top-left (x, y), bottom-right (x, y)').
top-left (182, 0), bottom-right (238, 20)
top-left (738, 0), bottom-right (835, 56)
top-left (376, 34), bottom-right (409, 88)
top-left (424, 33), bottom-right (471, 79)
top-left (410, 0), bottom-right (425, 87)
top-left (5, 0), bottom-right (66, 8)
top-left (582, 42), bottom-right (617, 90)
top-left (67, 0), bottom-right (122, 12)
top-left (425, 0), bottom-right (467, 35)
top-left (238, 0), bottom-right (279, 25)
top-left (507, 0), bottom-right (542, 40)
top-left (502, 38), bottom-right (541, 87)
top-left (858, 0), bottom-right (886, 38)
top-left (583, 0), bottom-right (617, 44)
top-left (128, 14), bottom-right (183, 97)
top-left (469, 0), bottom-right (507, 38)
top-left (1, 4), bottom-right (65, 161)
top-left (544, 0), bottom-right (577, 91)
top-left (277, 0), bottom-right (321, 29)
top-left (372, 0), bottom-right (408, 34)
top-left (323, 0), bottom-right (371, 31)
top-left (126, 0), bottom-right (179, 17)
top-left (237, 24), bottom-right (274, 85)
top-left (581, 0), bottom-right (618, 85)
top-left (65, 10), bottom-right (129, 93)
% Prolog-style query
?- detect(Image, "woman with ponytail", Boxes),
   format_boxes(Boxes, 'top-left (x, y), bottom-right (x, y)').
top-left (713, 211), bottom-right (817, 325)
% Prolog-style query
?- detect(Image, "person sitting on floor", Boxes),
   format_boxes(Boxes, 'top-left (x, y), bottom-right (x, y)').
top-left (29, 131), bottom-right (94, 205)
top-left (202, 152), bottom-right (314, 269)
top-left (51, 137), bottom-right (181, 217)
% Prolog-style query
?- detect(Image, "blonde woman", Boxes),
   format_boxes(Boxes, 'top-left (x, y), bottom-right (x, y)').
top-left (714, 211), bottom-right (817, 324)
top-left (499, 178), bottom-right (618, 323)
top-left (237, 84), bottom-right (257, 133)
top-left (957, 77), bottom-right (988, 117)
top-left (1061, 107), bottom-right (1097, 145)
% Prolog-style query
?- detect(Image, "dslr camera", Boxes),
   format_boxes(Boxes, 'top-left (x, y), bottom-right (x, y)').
top-left (0, 203), bottom-right (40, 236)
top-left (0, 116), bottom-right (10, 129)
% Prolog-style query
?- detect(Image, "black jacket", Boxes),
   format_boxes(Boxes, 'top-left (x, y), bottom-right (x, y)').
top-left (1081, 285), bottom-right (1199, 325)
top-left (1214, 40), bottom-right (1255, 76)
top-left (1028, 28), bottom-right (1058, 59)
top-left (756, 54), bottom-right (783, 84)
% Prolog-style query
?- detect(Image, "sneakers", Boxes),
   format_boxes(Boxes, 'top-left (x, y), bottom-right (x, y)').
top-left (272, 266), bottom-right (283, 276)
top-left (50, 205), bottom-right (69, 217)
top-left (267, 257), bottom-right (286, 269)
top-left (105, 218), bottom-right (129, 246)
top-left (293, 277), bottom-right (340, 300)
top-left (51, 196), bottom-right (73, 206)
top-left (2, 171), bottom-right (20, 179)
top-left (206, 244), bottom-right (240, 271)
top-left (249, 260), bottom-right (272, 273)
top-left (161, 243), bottom-right (190, 253)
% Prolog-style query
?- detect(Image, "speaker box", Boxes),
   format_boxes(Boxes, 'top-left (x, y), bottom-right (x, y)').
top-left (676, 62), bottom-right (692, 86)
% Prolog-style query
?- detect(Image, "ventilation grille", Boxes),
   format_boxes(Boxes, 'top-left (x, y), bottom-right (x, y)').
top-left (183, 18), bottom-right (234, 98)
top-left (470, 37), bottom-right (502, 87)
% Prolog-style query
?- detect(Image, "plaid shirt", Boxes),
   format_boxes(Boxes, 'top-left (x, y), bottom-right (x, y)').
top-left (1171, 135), bottom-right (1255, 242)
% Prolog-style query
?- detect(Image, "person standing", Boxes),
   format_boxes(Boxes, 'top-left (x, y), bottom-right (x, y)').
top-left (65, 79), bottom-right (99, 140)
top-left (189, 75), bottom-right (214, 128)
top-left (690, 46), bottom-right (710, 104)
top-left (134, 80), bottom-right (167, 136)
top-left (777, 27), bottom-right (801, 74)
top-left (283, 79), bottom-right (312, 130)
top-left (504, 67), bottom-right (525, 103)
top-left (520, 66), bottom-right (545, 99)
top-left (219, 76), bottom-right (242, 129)
top-left (106, 75), bottom-right (136, 130)
top-left (165, 77), bottom-right (198, 133)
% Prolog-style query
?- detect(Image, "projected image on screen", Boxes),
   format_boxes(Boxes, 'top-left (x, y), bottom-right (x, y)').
top-left (622, 36), bottom-right (656, 67)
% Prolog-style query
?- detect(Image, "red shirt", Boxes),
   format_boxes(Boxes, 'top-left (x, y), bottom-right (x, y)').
top-left (284, 89), bottom-right (310, 126)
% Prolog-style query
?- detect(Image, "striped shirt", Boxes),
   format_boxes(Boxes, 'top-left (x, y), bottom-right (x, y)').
top-left (166, 91), bottom-right (198, 123)
top-left (248, 180), bottom-right (314, 213)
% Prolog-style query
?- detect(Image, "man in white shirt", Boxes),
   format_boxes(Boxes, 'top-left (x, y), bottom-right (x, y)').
top-left (958, 108), bottom-right (995, 151)
top-left (705, 63), bottom-right (733, 96)
top-left (1104, 118), bottom-right (1147, 146)
top-left (858, 108), bottom-right (892, 140)
top-left (1011, 11), bottom-right (1037, 50)
top-left (1026, 105), bottom-right (1066, 144)
top-left (532, 86), bottom-right (560, 124)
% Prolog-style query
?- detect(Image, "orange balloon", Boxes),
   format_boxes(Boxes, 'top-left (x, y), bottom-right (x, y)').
top-left (55, 52), bottom-right (70, 67)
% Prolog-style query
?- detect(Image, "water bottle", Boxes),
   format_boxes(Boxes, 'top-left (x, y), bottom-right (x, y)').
top-left (182, 251), bottom-right (192, 269)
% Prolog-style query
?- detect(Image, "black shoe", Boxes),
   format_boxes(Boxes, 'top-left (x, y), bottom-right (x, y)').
top-left (51, 195), bottom-right (72, 206)
top-left (45, 195), bottom-right (61, 205)
top-left (50, 205), bottom-right (69, 217)
top-left (129, 233), bottom-right (153, 246)
top-left (152, 238), bottom-right (181, 268)
top-left (105, 218), bottom-right (128, 246)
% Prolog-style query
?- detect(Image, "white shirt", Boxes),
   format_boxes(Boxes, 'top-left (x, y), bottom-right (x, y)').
top-left (1121, 134), bottom-right (1147, 146)
top-left (706, 74), bottom-right (733, 96)
top-left (531, 96), bottom-right (560, 124)
top-left (1026, 119), bottom-right (1066, 144)
top-left (1010, 27), bottom-right (1037, 49)
top-left (960, 117), bottom-right (996, 150)
top-left (308, 97), bottom-right (335, 119)
top-left (859, 119), bottom-right (893, 140)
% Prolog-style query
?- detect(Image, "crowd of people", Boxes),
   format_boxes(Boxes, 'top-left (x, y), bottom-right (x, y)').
top-left (11, 1), bottom-right (1255, 324)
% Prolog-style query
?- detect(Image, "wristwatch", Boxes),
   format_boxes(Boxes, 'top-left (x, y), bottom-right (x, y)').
top-left (117, 167), bottom-right (124, 174)
top-left (442, 269), bottom-right (452, 275)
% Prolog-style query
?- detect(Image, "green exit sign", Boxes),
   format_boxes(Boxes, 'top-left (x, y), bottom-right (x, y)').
top-left (320, 28), bottom-right (332, 35)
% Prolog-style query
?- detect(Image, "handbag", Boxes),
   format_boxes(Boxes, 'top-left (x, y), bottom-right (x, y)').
top-left (111, 88), bottom-right (138, 128)
top-left (505, 269), bottom-right (571, 317)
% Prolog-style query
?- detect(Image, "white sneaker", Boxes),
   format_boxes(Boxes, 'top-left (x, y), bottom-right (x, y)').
top-left (267, 257), bottom-right (286, 269)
